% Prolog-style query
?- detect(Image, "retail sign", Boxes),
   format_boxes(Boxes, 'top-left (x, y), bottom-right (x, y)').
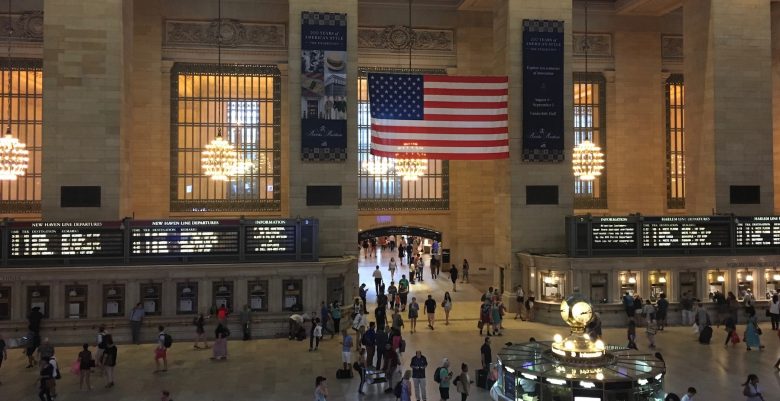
top-left (301, 11), bottom-right (348, 161)
top-left (522, 19), bottom-right (565, 162)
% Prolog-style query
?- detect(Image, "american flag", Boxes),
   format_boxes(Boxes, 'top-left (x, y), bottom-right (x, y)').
top-left (367, 73), bottom-right (509, 160)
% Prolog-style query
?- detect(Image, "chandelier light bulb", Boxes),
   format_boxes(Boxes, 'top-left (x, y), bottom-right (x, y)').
top-left (361, 158), bottom-right (393, 176)
top-left (745, 273), bottom-right (753, 282)
top-left (0, 127), bottom-right (29, 180)
top-left (716, 274), bottom-right (725, 282)
top-left (202, 131), bottom-right (239, 181)
top-left (628, 275), bottom-right (636, 284)
top-left (658, 275), bottom-right (667, 284)
top-left (572, 140), bottom-right (604, 181)
top-left (553, 334), bottom-right (563, 343)
top-left (393, 144), bottom-right (428, 181)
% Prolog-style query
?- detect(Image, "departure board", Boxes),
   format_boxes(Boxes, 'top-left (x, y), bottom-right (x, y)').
top-left (130, 220), bottom-right (239, 256)
top-left (735, 216), bottom-right (780, 247)
top-left (8, 221), bottom-right (123, 258)
top-left (642, 217), bottom-right (731, 248)
top-left (245, 220), bottom-right (297, 255)
top-left (591, 217), bottom-right (637, 249)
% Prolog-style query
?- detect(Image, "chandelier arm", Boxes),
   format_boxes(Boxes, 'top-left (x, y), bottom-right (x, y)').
top-left (6, 0), bottom-right (11, 132)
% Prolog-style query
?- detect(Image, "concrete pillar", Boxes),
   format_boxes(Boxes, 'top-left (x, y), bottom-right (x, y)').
top-left (41, 0), bottom-right (133, 220)
top-left (287, 0), bottom-right (358, 258)
top-left (772, 2), bottom-right (780, 213)
top-left (683, 0), bottom-right (774, 214)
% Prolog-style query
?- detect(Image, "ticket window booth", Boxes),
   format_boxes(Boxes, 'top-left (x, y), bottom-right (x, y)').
top-left (765, 270), bottom-right (780, 299)
top-left (707, 270), bottom-right (726, 301)
top-left (649, 271), bottom-right (668, 302)
top-left (103, 284), bottom-right (125, 317)
top-left (737, 270), bottom-right (755, 301)
top-left (0, 287), bottom-right (10, 320)
top-left (177, 282), bottom-right (198, 315)
top-left (282, 279), bottom-right (303, 312)
top-left (679, 272), bottom-right (698, 301)
top-left (213, 281), bottom-right (234, 313)
top-left (619, 271), bottom-right (638, 297)
top-left (27, 286), bottom-right (50, 318)
top-left (540, 272), bottom-right (565, 302)
top-left (589, 273), bottom-right (608, 304)
top-left (65, 285), bottom-right (88, 319)
top-left (140, 283), bottom-right (162, 316)
top-left (248, 280), bottom-right (268, 312)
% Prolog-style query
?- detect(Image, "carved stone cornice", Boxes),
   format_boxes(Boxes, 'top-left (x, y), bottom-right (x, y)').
top-left (358, 25), bottom-right (454, 52)
top-left (573, 33), bottom-right (612, 57)
top-left (164, 19), bottom-right (286, 49)
top-left (661, 35), bottom-right (683, 59)
top-left (0, 12), bottom-right (43, 42)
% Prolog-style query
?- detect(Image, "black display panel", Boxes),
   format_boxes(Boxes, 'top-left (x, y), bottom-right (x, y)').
top-left (642, 216), bottom-right (731, 248)
top-left (9, 221), bottom-right (123, 258)
top-left (591, 217), bottom-right (637, 249)
top-left (130, 220), bottom-right (240, 256)
top-left (735, 216), bottom-right (780, 247)
top-left (245, 220), bottom-right (297, 255)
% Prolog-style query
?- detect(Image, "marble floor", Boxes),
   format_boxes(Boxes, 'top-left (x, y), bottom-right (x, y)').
top-left (1, 249), bottom-right (779, 401)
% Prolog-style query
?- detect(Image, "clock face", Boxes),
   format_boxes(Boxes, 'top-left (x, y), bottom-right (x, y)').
top-left (560, 300), bottom-right (570, 323)
top-left (571, 301), bottom-right (593, 325)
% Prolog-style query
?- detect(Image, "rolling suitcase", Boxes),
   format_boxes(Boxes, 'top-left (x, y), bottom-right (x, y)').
top-left (698, 325), bottom-right (713, 344)
top-left (336, 368), bottom-right (353, 379)
top-left (476, 368), bottom-right (488, 389)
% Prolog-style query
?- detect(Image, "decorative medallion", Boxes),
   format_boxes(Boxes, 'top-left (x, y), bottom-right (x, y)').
top-left (573, 33), bottom-right (612, 57)
top-left (358, 25), bottom-right (454, 52)
top-left (165, 19), bottom-right (286, 49)
top-left (661, 35), bottom-right (683, 59)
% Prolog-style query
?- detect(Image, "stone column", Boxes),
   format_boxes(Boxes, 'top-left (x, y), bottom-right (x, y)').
top-left (287, 0), bottom-right (358, 257)
top-left (683, 0), bottom-right (774, 214)
top-left (494, 0), bottom-right (574, 293)
top-left (772, 2), bottom-right (780, 213)
top-left (41, 0), bottom-right (133, 220)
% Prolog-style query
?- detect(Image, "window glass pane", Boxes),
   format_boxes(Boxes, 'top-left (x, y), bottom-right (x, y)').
top-left (665, 75), bottom-right (685, 209)
top-left (573, 73), bottom-right (607, 209)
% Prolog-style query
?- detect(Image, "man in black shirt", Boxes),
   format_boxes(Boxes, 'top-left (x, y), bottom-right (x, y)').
top-left (480, 337), bottom-right (492, 370)
top-left (375, 304), bottom-right (387, 331)
top-left (424, 295), bottom-right (437, 330)
top-left (410, 350), bottom-right (428, 401)
top-left (38, 357), bottom-right (54, 401)
top-left (375, 327), bottom-right (388, 369)
top-left (28, 307), bottom-right (43, 334)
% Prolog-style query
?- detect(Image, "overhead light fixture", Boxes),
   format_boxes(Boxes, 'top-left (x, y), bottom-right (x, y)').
top-left (573, 140), bottom-right (604, 181)
top-left (394, 145), bottom-right (427, 181)
top-left (627, 271), bottom-right (636, 284)
top-left (361, 157), bottom-right (393, 176)
top-left (744, 270), bottom-right (754, 282)
top-left (0, 0), bottom-right (28, 181)
top-left (657, 271), bottom-right (667, 284)
top-left (716, 272), bottom-right (725, 282)
top-left (773, 271), bottom-right (780, 281)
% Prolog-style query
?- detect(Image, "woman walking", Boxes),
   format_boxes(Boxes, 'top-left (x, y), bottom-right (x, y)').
top-left (741, 374), bottom-right (765, 401)
top-left (461, 259), bottom-right (469, 283)
top-left (314, 376), bottom-right (329, 401)
top-left (357, 347), bottom-right (367, 395)
top-left (101, 335), bottom-right (117, 388)
top-left (454, 363), bottom-right (471, 401)
top-left (449, 264), bottom-right (459, 292)
top-left (77, 343), bottom-right (93, 390)
top-left (490, 300), bottom-right (503, 336)
top-left (408, 297), bottom-right (420, 333)
top-left (744, 311), bottom-right (764, 351)
top-left (193, 313), bottom-right (209, 349)
top-left (331, 301), bottom-right (342, 339)
top-left (400, 369), bottom-right (412, 401)
top-left (443, 292), bottom-right (453, 325)
top-left (514, 286), bottom-right (525, 320)
top-left (213, 322), bottom-right (230, 360)
top-left (389, 257), bottom-right (398, 281)
top-left (479, 300), bottom-right (492, 336)
top-left (769, 294), bottom-right (779, 330)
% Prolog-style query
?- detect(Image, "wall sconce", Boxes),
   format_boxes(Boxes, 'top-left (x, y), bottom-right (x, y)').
top-left (627, 271), bottom-right (637, 284)
top-left (658, 271), bottom-right (667, 284)
top-left (773, 270), bottom-right (780, 282)
top-left (716, 269), bottom-right (725, 282)
top-left (68, 289), bottom-right (77, 297)
top-left (744, 270), bottom-right (754, 282)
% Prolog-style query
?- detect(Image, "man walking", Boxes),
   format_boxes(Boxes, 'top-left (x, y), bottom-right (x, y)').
top-left (373, 266), bottom-right (384, 295)
top-left (680, 292), bottom-right (693, 326)
top-left (424, 295), bottom-right (437, 330)
top-left (362, 322), bottom-right (377, 369)
top-left (359, 284), bottom-right (369, 314)
top-left (375, 326), bottom-right (388, 369)
top-left (239, 304), bottom-right (252, 340)
top-left (410, 350), bottom-right (428, 401)
top-left (154, 326), bottom-right (169, 373)
top-left (129, 302), bottom-right (145, 344)
top-left (480, 337), bottom-right (492, 370)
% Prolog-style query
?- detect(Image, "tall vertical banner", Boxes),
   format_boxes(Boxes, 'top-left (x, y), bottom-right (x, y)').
top-left (301, 12), bottom-right (348, 161)
top-left (522, 20), bottom-right (565, 162)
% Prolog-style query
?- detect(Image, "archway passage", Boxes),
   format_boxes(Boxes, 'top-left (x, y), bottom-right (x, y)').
top-left (358, 226), bottom-right (442, 242)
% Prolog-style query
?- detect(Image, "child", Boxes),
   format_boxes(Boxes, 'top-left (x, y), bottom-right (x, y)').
top-left (627, 320), bottom-right (638, 350)
top-left (313, 318), bottom-right (323, 350)
top-left (646, 320), bottom-right (658, 349)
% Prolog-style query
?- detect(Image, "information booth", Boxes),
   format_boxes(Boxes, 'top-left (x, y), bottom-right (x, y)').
top-left (678, 272), bottom-right (698, 300)
top-left (765, 269), bottom-right (780, 299)
top-left (648, 271), bottom-right (667, 302)
top-left (619, 271), bottom-right (637, 297)
top-left (213, 281), bottom-right (234, 312)
top-left (707, 270), bottom-right (726, 300)
top-left (140, 283), bottom-right (162, 315)
top-left (737, 270), bottom-right (755, 300)
top-left (177, 282), bottom-right (198, 315)
top-left (282, 279), bottom-right (303, 311)
top-left (65, 285), bottom-right (88, 319)
top-left (103, 284), bottom-right (125, 317)
top-left (248, 280), bottom-right (268, 312)
top-left (27, 286), bottom-right (49, 318)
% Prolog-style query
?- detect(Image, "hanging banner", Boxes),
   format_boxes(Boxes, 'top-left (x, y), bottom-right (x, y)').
top-left (522, 20), bottom-right (565, 162)
top-left (301, 11), bottom-right (348, 161)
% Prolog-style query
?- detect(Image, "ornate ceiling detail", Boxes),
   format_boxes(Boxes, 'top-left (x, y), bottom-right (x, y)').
top-left (164, 19), bottom-right (286, 49)
top-left (358, 25), bottom-right (454, 52)
top-left (0, 12), bottom-right (43, 42)
top-left (573, 33), bottom-right (612, 57)
top-left (661, 35), bottom-right (683, 59)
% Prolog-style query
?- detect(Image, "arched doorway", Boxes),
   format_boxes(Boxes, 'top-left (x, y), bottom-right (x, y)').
top-left (358, 226), bottom-right (442, 242)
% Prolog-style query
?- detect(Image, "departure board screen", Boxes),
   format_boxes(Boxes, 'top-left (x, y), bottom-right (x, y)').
top-left (590, 217), bottom-right (637, 249)
top-left (245, 220), bottom-right (297, 255)
top-left (130, 220), bottom-right (239, 256)
top-left (642, 217), bottom-right (731, 249)
top-left (735, 216), bottom-right (780, 247)
top-left (9, 221), bottom-right (123, 258)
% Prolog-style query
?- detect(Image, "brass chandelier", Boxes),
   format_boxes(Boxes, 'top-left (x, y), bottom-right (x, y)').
top-left (0, 0), bottom-right (28, 181)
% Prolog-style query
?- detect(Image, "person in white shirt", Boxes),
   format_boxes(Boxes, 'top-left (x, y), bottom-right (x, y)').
top-left (312, 319), bottom-right (323, 351)
top-left (373, 266), bottom-right (384, 295)
top-left (680, 387), bottom-right (696, 401)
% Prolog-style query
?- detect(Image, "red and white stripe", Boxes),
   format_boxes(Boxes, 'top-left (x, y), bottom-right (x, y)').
top-left (370, 75), bottom-right (509, 160)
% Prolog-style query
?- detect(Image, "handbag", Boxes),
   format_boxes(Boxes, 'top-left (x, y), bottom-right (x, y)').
top-left (756, 327), bottom-right (763, 336)
top-left (69, 360), bottom-right (80, 375)
top-left (730, 331), bottom-right (741, 344)
top-left (477, 320), bottom-right (484, 329)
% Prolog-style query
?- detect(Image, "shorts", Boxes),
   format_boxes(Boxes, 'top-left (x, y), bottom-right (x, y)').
top-left (439, 386), bottom-right (450, 399)
top-left (154, 347), bottom-right (167, 360)
top-left (342, 351), bottom-right (351, 364)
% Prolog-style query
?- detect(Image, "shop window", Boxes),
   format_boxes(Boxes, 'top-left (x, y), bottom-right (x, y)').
top-left (736, 270), bottom-right (754, 301)
top-left (540, 272), bottom-right (564, 302)
top-left (679, 272), bottom-right (698, 301)
top-left (248, 280), bottom-right (268, 312)
top-left (65, 285), bottom-right (88, 319)
top-left (648, 271), bottom-right (668, 302)
top-left (589, 273), bottom-right (608, 304)
top-left (177, 282), bottom-right (198, 315)
top-left (282, 279), bottom-right (303, 312)
top-left (140, 283), bottom-right (162, 316)
top-left (765, 269), bottom-right (780, 299)
top-left (327, 276), bottom-right (345, 306)
top-left (213, 281), bottom-right (234, 313)
top-left (0, 286), bottom-right (10, 320)
top-left (619, 271), bottom-right (638, 297)
top-left (103, 284), bottom-right (125, 317)
top-left (707, 270), bottom-right (726, 301)
top-left (27, 285), bottom-right (49, 318)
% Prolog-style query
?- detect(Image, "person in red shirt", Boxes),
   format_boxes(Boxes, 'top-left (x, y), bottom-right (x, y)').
top-left (217, 304), bottom-right (228, 324)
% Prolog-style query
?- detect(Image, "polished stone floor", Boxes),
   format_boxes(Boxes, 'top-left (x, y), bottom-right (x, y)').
top-left (1, 249), bottom-right (779, 400)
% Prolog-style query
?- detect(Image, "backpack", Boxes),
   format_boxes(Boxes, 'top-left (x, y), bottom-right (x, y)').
top-left (433, 367), bottom-right (443, 383)
top-left (394, 381), bottom-right (403, 398)
top-left (163, 333), bottom-right (173, 348)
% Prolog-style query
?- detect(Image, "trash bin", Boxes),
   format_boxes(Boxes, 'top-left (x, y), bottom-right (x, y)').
top-left (442, 249), bottom-right (451, 264)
